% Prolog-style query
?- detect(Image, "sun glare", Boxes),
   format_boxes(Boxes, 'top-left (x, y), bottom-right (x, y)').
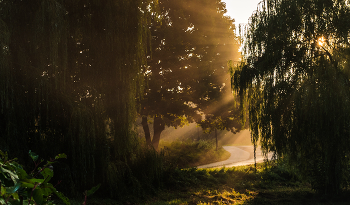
top-left (318, 36), bottom-right (326, 46)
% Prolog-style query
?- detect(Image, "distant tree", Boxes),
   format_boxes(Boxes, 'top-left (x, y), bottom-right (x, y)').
top-left (140, 0), bottom-right (243, 150)
top-left (232, 0), bottom-right (350, 195)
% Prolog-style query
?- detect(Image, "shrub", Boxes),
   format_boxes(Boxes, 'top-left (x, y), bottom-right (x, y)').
top-left (0, 150), bottom-right (70, 204)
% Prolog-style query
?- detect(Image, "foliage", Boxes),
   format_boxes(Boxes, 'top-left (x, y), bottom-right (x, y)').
top-left (103, 138), bottom-right (166, 202)
top-left (140, 0), bottom-right (243, 149)
top-left (161, 139), bottom-right (230, 168)
top-left (0, 150), bottom-right (70, 205)
top-left (231, 0), bottom-right (350, 195)
top-left (0, 0), bottom-right (165, 200)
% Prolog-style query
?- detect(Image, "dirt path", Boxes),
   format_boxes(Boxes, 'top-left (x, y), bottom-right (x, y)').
top-left (197, 146), bottom-right (274, 168)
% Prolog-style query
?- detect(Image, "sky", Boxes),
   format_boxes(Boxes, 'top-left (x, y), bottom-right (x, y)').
top-left (221, 0), bottom-right (262, 33)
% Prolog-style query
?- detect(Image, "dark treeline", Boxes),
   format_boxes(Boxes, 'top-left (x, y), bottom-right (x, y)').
top-left (0, 0), bottom-right (242, 200)
top-left (0, 0), bottom-right (161, 199)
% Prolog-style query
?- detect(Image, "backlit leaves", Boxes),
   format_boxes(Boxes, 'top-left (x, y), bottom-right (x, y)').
top-left (232, 0), bottom-right (350, 194)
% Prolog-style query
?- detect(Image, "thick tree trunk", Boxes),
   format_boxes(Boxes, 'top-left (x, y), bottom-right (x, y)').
top-left (152, 115), bottom-right (165, 150)
top-left (141, 116), bottom-right (152, 146)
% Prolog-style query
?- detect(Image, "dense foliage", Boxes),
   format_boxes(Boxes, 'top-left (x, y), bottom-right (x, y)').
top-left (140, 0), bottom-right (244, 149)
top-left (161, 139), bottom-right (230, 168)
top-left (0, 150), bottom-right (70, 205)
top-left (0, 0), bottom-right (164, 199)
top-left (232, 0), bottom-right (350, 194)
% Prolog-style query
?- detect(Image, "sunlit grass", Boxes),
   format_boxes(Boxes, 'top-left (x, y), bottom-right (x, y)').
top-left (142, 162), bottom-right (350, 205)
top-left (57, 162), bottom-right (350, 204)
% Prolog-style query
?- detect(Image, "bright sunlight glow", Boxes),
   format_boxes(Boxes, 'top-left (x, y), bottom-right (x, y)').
top-left (318, 36), bottom-right (326, 46)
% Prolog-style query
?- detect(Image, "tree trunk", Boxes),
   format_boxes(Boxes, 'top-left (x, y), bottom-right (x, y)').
top-left (215, 128), bottom-right (218, 151)
top-left (152, 115), bottom-right (165, 150)
top-left (141, 116), bottom-right (152, 146)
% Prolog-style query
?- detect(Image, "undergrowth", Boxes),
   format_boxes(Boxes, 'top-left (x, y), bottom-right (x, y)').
top-left (160, 139), bottom-right (230, 168)
top-left (143, 160), bottom-right (350, 205)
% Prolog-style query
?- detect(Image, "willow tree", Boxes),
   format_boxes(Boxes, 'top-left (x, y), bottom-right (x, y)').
top-left (232, 0), bottom-right (350, 194)
top-left (0, 0), bottom-right (161, 198)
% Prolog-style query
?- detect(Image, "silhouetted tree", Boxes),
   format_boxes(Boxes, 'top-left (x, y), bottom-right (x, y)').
top-left (232, 0), bottom-right (350, 195)
top-left (140, 0), bottom-right (242, 150)
top-left (0, 0), bottom-right (162, 199)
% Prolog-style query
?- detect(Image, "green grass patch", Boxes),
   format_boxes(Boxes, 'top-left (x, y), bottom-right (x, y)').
top-left (142, 162), bottom-right (350, 205)
top-left (55, 162), bottom-right (350, 204)
top-left (160, 139), bottom-right (231, 168)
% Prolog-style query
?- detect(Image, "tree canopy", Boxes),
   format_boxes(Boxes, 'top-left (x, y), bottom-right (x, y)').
top-left (140, 0), bottom-right (243, 149)
top-left (232, 0), bottom-right (350, 194)
top-left (0, 0), bottom-right (163, 198)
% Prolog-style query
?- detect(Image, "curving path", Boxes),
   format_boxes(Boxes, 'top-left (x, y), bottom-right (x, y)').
top-left (197, 146), bottom-right (274, 169)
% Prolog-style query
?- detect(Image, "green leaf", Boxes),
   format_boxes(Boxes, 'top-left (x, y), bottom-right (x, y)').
top-left (9, 200), bottom-right (23, 205)
top-left (86, 184), bottom-right (101, 197)
top-left (28, 150), bottom-right (39, 162)
top-left (20, 182), bottom-right (35, 189)
top-left (12, 192), bottom-right (19, 200)
top-left (6, 182), bottom-right (21, 194)
top-left (27, 178), bottom-right (45, 184)
top-left (51, 187), bottom-right (70, 205)
top-left (55, 153), bottom-right (67, 160)
top-left (41, 187), bottom-right (53, 197)
top-left (0, 197), bottom-right (6, 205)
top-left (16, 168), bottom-right (28, 179)
top-left (1, 185), bottom-right (6, 195)
top-left (33, 188), bottom-right (44, 205)
top-left (1, 166), bottom-right (19, 182)
top-left (41, 168), bottom-right (53, 182)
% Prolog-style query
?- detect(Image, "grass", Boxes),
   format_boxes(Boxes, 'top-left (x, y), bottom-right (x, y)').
top-left (141, 163), bottom-right (350, 205)
top-left (57, 162), bottom-right (350, 205)
top-left (55, 141), bottom-right (350, 204)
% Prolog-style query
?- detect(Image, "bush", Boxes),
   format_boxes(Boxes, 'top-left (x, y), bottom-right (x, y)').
top-left (0, 150), bottom-right (100, 205)
top-left (161, 139), bottom-right (230, 168)
top-left (0, 150), bottom-right (70, 205)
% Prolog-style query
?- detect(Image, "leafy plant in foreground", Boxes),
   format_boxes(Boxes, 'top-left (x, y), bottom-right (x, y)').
top-left (0, 150), bottom-right (70, 205)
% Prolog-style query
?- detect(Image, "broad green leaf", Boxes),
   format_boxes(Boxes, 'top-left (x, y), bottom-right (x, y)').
top-left (27, 178), bottom-right (45, 183)
top-left (16, 168), bottom-right (28, 179)
top-left (12, 192), bottom-right (19, 200)
top-left (41, 168), bottom-right (53, 182)
top-left (22, 200), bottom-right (31, 205)
top-left (33, 188), bottom-right (44, 205)
top-left (86, 184), bottom-right (101, 197)
top-left (28, 150), bottom-right (39, 162)
top-left (20, 182), bottom-right (35, 189)
top-left (41, 187), bottom-right (52, 197)
top-left (1, 185), bottom-right (6, 195)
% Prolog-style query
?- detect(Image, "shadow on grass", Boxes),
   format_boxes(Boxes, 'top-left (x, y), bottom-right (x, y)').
top-left (242, 189), bottom-right (350, 205)
top-left (143, 163), bottom-right (350, 205)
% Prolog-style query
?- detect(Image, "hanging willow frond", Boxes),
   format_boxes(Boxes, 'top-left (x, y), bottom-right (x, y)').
top-left (232, 0), bottom-right (350, 195)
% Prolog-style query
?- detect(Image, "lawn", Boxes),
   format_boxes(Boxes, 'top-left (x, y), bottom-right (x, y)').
top-left (142, 163), bottom-right (350, 205)
top-left (55, 140), bottom-right (350, 205)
